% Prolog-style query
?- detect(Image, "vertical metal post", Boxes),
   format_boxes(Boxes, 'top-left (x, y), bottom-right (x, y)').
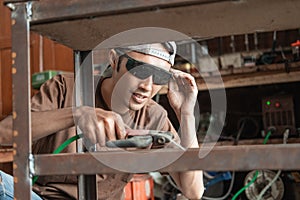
top-left (11, 2), bottom-right (32, 200)
top-left (75, 51), bottom-right (97, 200)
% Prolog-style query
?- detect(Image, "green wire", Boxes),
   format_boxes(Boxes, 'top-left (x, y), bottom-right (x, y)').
top-left (231, 170), bottom-right (259, 200)
top-left (32, 134), bottom-right (82, 185)
top-left (231, 130), bottom-right (272, 200)
top-left (263, 131), bottom-right (272, 145)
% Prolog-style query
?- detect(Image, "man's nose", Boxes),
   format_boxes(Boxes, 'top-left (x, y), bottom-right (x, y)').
top-left (139, 76), bottom-right (153, 90)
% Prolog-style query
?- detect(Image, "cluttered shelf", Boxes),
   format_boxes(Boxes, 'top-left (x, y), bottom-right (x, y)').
top-left (159, 61), bottom-right (300, 93)
top-left (199, 137), bottom-right (300, 147)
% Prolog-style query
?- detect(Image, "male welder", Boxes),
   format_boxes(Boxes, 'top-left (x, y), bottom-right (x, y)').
top-left (0, 41), bottom-right (204, 199)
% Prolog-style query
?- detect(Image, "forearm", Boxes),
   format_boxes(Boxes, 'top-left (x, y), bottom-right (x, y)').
top-left (31, 107), bottom-right (75, 141)
top-left (171, 114), bottom-right (204, 199)
top-left (0, 108), bottom-right (75, 144)
top-left (0, 116), bottom-right (13, 144)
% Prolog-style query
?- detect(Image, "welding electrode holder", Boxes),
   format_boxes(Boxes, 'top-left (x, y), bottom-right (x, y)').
top-left (105, 130), bottom-right (174, 148)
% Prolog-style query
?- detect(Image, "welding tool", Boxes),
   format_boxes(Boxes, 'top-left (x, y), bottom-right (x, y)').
top-left (106, 130), bottom-right (174, 148)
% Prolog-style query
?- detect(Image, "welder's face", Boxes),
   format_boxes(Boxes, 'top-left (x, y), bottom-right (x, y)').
top-left (112, 51), bottom-right (172, 112)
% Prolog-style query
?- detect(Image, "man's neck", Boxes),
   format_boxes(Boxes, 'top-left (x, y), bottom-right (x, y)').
top-left (98, 77), bottom-right (113, 110)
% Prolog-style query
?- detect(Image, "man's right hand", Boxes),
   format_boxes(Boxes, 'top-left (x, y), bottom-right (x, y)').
top-left (74, 106), bottom-right (127, 148)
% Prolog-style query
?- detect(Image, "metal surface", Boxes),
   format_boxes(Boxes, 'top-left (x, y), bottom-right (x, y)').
top-left (11, 3), bottom-right (32, 200)
top-left (77, 51), bottom-right (97, 200)
top-left (34, 144), bottom-right (300, 175)
top-left (28, 0), bottom-right (228, 23)
top-left (262, 95), bottom-right (296, 136)
top-left (29, 0), bottom-right (300, 50)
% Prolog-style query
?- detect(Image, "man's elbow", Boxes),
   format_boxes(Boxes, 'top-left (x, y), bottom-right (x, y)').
top-left (182, 186), bottom-right (205, 200)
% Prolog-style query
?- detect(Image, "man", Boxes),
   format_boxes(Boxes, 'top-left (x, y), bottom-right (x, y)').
top-left (0, 41), bottom-right (204, 199)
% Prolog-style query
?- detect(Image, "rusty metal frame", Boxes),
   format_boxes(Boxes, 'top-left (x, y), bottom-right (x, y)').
top-left (5, 0), bottom-right (300, 199)
top-left (28, 0), bottom-right (229, 24)
top-left (10, 2), bottom-right (32, 199)
top-left (75, 51), bottom-right (97, 199)
top-left (34, 144), bottom-right (300, 175)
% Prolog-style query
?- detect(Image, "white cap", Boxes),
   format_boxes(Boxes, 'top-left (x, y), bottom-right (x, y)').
top-left (119, 42), bottom-right (177, 66)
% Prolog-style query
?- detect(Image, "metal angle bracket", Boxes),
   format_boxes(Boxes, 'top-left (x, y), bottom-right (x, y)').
top-left (29, 153), bottom-right (35, 177)
top-left (26, 1), bottom-right (32, 19)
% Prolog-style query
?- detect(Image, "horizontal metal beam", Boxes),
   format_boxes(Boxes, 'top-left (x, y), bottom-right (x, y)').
top-left (34, 144), bottom-right (300, 175)
top-left (29, 0), bottom-right (300, 50)
top-left (28, 0), bottom-right (227, 24)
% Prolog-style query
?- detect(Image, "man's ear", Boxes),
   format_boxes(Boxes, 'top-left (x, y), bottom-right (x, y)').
top-left (109, 49), bottom-right (119, 70)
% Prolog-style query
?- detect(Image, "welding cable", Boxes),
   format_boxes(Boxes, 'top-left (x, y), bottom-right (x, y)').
top-left (231, 130), bottom-right (273, 200)
top-left (202, 172), bottom-right (235, 200)
top-left (257, 170), bottom-right (281, 200)
top-left (203, 171), bottom-right (216, 179)
top-left (257, 129), bottom-right (289, 200)
top-left (200, 119), bottom-right (246, 200)
top-left (165, 171), bottom-right (235, 200)
top-left (32, 134), bottom-right (83, 185)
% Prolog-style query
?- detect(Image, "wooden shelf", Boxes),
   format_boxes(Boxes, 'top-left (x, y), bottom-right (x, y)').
top-left (212, 137), bottom-right (300, 146)
top-left (159, 61), bottom-right (300, 94)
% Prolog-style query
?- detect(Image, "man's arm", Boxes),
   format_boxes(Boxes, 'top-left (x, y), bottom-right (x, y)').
top-left (167, 69), bottom-right (204, 199)
top-left (0, 106), bottom-right (127, 146)
top-left (168, 114), bottom-right (204, 200)
top-left (0, 108), bottom-right (75, 144)
top-left (0, 116), bottom-right (13, 144)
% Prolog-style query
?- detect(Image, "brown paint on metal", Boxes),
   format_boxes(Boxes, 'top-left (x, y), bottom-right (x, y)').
top-left (34, 144), bottom-right (300, 176)
top-left (30, 0), bottom-right (300, 50)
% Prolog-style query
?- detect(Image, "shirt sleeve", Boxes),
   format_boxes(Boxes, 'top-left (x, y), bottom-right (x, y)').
top-left (31, 74), bottom-right (73, 112)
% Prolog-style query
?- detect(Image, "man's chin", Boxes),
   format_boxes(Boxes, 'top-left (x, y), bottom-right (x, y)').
top-left (129, 102), bottom-right (145, 111)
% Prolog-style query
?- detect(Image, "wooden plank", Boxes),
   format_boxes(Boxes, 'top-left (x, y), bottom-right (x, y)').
top-left (0, 149), bottom-right (13, 163)
top-left (0, 49), bottom-right (12, 116)
top-left (213, 138), bottom-right (300, 146)
top-left (158, 62), bottom-right (300, 93)
top-left (202, 70), bottom-right (300, 90)
top-left (0, 38), bottom-right (11, 49)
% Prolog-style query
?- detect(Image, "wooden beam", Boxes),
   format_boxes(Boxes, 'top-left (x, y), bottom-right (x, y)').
top-left (200, 70), bottom-right (300, 90)
top-left (0, 149), bottom-right (13, 163)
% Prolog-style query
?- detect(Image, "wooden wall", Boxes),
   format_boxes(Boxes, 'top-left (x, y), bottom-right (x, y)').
top-left (0, 0), bottom-right (74, 173)
top-left (0, 0), bottom-right (74, 120)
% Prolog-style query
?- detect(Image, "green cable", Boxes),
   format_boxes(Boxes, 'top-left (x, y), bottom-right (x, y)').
top-left (32, 134), bottom-right (82, 185)
top-left (231, 130), bottom-right (272, 200)
top-left (263, 131), bottom-right (272, 145)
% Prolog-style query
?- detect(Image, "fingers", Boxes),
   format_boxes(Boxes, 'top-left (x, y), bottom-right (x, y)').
top-left (95, 110), bottom-right (126, 147)
top-left (114, 114), bottom-right (127, 139)
top-left (76, 107), bottom-right (127, 149)
top-left (96, 121), bottom-right (106, 146)
top-left (169, 69), bottom-right (197, 91)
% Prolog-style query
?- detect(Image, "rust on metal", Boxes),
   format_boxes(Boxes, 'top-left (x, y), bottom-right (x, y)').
top-left (11, 3), bottom-right (32, 199)
top-left (34, 144), bottom-right (300, 176)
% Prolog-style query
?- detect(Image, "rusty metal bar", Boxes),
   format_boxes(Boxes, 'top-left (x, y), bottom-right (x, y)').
top-left (28, 0), bottom-right (228, 24)
top-left (34, 144), bottom-right (300, 175)
top-left (11, 2), bottom-right (32, 200)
